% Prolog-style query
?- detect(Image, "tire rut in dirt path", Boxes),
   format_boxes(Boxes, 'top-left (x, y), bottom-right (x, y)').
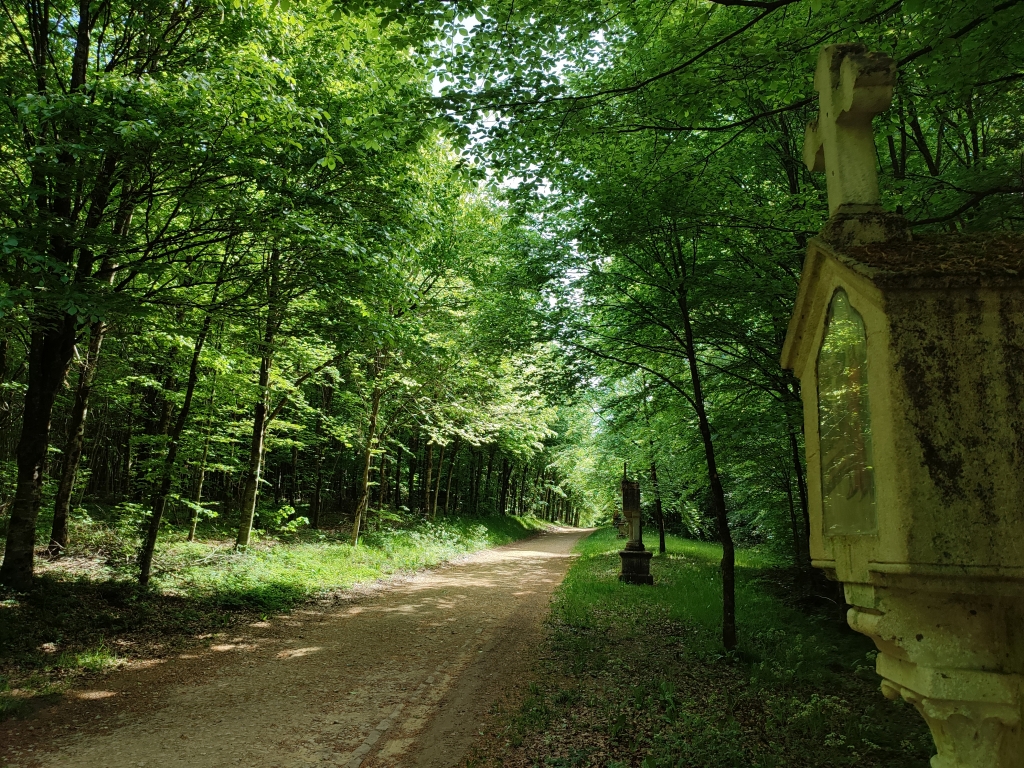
top-left (0, 528), bottom-right (590, 768)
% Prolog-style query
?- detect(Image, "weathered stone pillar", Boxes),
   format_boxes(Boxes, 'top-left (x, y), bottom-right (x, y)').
top-left (782, 43), bottom-right (1024, 768)
top-left (619, 473), bottom-right (652, 584)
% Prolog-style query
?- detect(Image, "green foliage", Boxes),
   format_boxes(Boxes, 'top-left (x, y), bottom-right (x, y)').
top-left (156, 515), bottom-right (544, 611)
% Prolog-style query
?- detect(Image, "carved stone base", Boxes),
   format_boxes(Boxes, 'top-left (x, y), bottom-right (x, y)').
top-left (619, 549), bottom-right (653, 585)
top-left (881, 679), bottom-right (1022, 768)
top-left (845, 581), bottom-right (1024, 768)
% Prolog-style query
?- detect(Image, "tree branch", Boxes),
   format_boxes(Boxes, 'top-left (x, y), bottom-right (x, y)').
top-left (911, 186), bottom-right (1024, 227)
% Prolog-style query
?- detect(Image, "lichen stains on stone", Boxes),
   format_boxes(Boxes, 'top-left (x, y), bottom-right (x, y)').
top-left (844, 234), bottom-right (1024, 279)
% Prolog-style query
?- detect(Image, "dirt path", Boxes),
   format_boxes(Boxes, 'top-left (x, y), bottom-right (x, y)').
top-left (0, 528), bottom-right (588, 768)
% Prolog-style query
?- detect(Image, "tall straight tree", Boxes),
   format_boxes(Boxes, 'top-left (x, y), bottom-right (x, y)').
top-left (0, 0), bottom-right (259, 588)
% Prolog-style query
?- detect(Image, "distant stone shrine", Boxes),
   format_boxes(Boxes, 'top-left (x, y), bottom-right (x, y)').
top-left (782, 43), bottom-right (1024, 768)
top-left (612, 505), bottom-right (628, 538)
top-left (619, 472), bottom-right (652, 584)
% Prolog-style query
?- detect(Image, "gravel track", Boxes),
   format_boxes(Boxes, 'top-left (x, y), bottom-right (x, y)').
top-left (0, 528), bottom-right (589, 768)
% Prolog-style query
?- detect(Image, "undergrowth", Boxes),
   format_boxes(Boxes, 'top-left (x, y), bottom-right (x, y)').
top-left (465, 527), bottom-right (934, 768)
top-left (0, 513), bottom-right (545, 719)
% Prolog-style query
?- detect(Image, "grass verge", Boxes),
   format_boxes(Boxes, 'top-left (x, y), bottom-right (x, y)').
top-left (464, 527), bottom-right (934, 768)
top-left (0, 514), bottom-right (546, 720)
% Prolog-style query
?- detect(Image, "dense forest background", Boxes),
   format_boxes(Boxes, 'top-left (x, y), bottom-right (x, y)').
top-left (2, 0), bottom-right (1022, 600)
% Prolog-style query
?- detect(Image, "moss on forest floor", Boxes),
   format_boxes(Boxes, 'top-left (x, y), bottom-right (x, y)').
top-left (0, 514), bottom-right (545, 721)
top-left (463, 527), bottom-right (934, 768)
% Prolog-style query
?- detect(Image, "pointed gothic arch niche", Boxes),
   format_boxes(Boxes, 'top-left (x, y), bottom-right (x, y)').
top-left (817, 288), bottom-right (877, 536)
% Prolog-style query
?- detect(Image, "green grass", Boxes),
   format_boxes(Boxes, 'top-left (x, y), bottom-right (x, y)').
top-left (0, 514), bottom-right (545, 719)
top-left (556, 528), bottom-right (863, 668)
top-left (468, 527), bottom-right (935, 768)
top-left (151, 515), bottom-right (546, 611)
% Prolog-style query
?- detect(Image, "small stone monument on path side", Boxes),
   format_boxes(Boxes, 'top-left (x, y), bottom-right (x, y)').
top-left (619, 465), bottom-right (653, 585)
top-left (782, 43), bottom-right (1024, 768)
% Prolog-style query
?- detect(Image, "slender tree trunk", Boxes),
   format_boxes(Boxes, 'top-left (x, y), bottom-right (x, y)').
top-left (311, 386), bottom-right (331, 529)
top-left (676, 275), bottom-right (736, 651)
top-left (49, 320), bottom-right (107, 555)
top-left (639, 375), bottom-right (667, 553)
top-left (188, 434), bottom-right (212, 543)
top-left (312, 441), bottom-right (323, 529)
top-left (430, 442), bottom-right (445, 519)
top-left (139, 311), bottom-right (214, 584)
top-left (650, 460), bottom-right (666, 554)
top-left (187, 377), bottom-right (216, 542)
top-left (785, 470), bottom-right (802, 568)
top-left (483, 447), bottom-right (495, 513)
top-left (498, 458), bottom-right (510, 515)
top-left (788, 424), bottom-right (811, 567)
top-left (121, 407), bottom-right (133, 502)
top-left (408, 433), bottom-right (418, 511)
top-left (377, 447), bottom-right (388, 508)
top-left (443, 440), bottom-right (460, 515)
top-left (394, 442), bottom-right (402, 509)
top-left (422, 441), bottom-right (434, 517)
top-left (290, 444), bottom-right (299, 507)
top-left (351, 387), bottom-right (381, 545)
top-left (236, 351), bottom-right (273, 547)
top-left (237, 250), bottom-right (282, 548)
top-left (471, 450), bottom-right (482, 514)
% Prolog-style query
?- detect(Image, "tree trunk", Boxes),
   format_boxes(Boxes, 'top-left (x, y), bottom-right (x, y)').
top-left (311, 386), bottom-right (331, 529)
top-left (0, 318), bottom-right (78, 589)
top-left (498, 458), bottom-right (510, 515)
top-left (676, 276), bottom-right (736, 651)
top-left (408, 433), bottom-right (418, 511)
top-left (422, 441), bottom-right (434, 517)
top-left (377, 446), bottom-right (388, 508)
top-left (140, 311), bottom-right (213, 584)
top-left (639, 375), bottom-right (667, 553)
top-left (483, 447), bottom-right (495, 513)
top-left (49, 320), bottom-right (107, 555)
top-left (187, 376), bottom-right (217, 542)
top-left (290, 443), bottom-right (299, 507)
top-left (351, 387), bottom-right (381, 545)
top-left (443, 440), bottom-right (460, 515)
top-left (0, 2), bottom-right (114, 588)
top-left (788, 424), bottom-right (811, 568)
top-left (312, 443), bottom-right (323, 529)
top-left (430, 442), bottom-right (445, 520)
top-left (188, 433), bottom-right (212, 543)
top-left (236, 361), bottom-right (271, 549)
top-left (235, 372), bottom-right (268, 548)
top-left (785, 469), bottom-right (803, 568)
top-left (236, 250), bottom-right (282, 548)
top-left (470, 450), bottom-right (480, 514)
top-left (650, 460), bottom-right (666, 554)
top-left (394, 443), bottom-right (402, 510)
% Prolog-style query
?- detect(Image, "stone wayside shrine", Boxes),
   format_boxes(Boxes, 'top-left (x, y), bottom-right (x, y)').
top-left (619, 469), bottom-right (653, 584)
top-left (782, 44), bottom-right (1024, 767)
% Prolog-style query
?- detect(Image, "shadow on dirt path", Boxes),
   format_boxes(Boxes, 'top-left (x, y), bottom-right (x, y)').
top-left (0, 527), bottom-right (591, 768)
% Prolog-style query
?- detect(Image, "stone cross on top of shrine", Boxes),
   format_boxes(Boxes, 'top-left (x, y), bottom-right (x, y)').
top-left (803, 44), bottom-right (897, 218)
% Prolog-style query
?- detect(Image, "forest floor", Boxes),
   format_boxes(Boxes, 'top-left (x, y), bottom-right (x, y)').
top-left (461, 528), bottom-right (936, 768)
top-left (0, 526), bottom-right (588, 767)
